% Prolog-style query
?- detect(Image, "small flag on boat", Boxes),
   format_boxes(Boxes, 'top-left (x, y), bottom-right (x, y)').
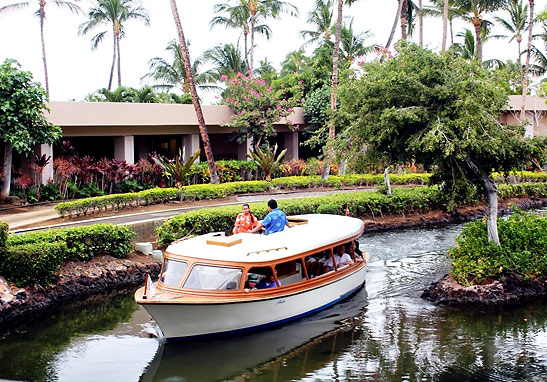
top-left (145, 273), bottom-right (156, 298)
top-left (346, 203), bottom-right (350, 216)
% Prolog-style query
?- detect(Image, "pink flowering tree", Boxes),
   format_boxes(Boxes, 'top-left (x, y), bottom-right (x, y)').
top-left (221, 72), bottom-right (303, 146)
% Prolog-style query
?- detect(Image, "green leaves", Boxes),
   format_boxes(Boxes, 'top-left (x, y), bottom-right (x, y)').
top-left (156, 148), bottom-right (201, 188)
top-left (0, 59), bottom-right (61, 153)
top-left (247, 144), bottom-right (287, 181)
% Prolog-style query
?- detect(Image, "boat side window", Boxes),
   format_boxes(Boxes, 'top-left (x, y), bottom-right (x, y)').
top-left (305, 250), bottom-right (329, 278)
top-left (160, 259), bottom-right (188, 287)
top-left (247, 266), bottom-right (276, 289)
top-left (275, 259), bottom-right (306, 286)
top-left (183, 265), bottom-right (242, 290)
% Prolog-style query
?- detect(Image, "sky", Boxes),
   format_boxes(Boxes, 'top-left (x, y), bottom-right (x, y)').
top-left (1, 0), bottom-right (546, 103)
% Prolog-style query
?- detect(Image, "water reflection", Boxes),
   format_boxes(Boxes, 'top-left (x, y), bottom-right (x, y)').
top-left (1, 221), bottom-right (547, 381)
top-left (140, 288), bottom-right (369, 382)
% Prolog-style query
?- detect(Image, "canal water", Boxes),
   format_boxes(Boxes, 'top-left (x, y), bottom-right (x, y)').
top-left (1, 221), bottom-right (547, 381)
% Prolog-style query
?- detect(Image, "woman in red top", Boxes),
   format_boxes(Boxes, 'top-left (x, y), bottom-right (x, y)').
top-left (233, 203), bottom-right (258, 234)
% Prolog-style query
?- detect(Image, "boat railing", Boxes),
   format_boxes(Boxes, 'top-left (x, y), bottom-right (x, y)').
top-left (246, 246), bottom-right (288, 256)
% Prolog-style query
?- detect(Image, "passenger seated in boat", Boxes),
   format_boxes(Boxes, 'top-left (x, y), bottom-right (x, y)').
top-left (323, 245), bottom-right (353, 272)
top-left (346, 240), bottom-right (364, 262)
top-left (250, 199), bottom-right (292, 235)
top-left (257, 271), bottom-right (281, 289)
top-left (233, 203), bottom-right (258, 234)
top-left (244, 274), bottom-right (259, 291)
top-left (306, 251), bottom-right (329, 278)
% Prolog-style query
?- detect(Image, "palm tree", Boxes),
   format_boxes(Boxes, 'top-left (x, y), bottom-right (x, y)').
top-left (202, 43), bottom-right (247, 80)
top-left (245, 0), bottom-right (298, 71)
top-left (424, 0), bottom-right (466, 54)
top-left (386, 0), bottom-right (403, 48)
top-left (255, 58), bottom-right (278, 83)
top-left (521, 0), bottom-right (535, 124)
top-left (142, 40), bottom-right (217, 94)
top-left (300, 0), bottom-right (334, 47)
top-left (322, 0), bottom-right (343, 179)
top-left (79, 0), bottom-right (150, 90)
top-left (0, 0), bottom-right (81, 96)
top-left (280, 50), bottom-right (309, 76)
top-left (455, 0), bottom-right (508, 62)
top-left (494, 1), bottom-right (528, 83)
top-left (340, 19), bottom-right (375, 64)
top-left (454, 28), bottom-right (504, 67)
top-left (401, 0), bottom-right (409, 40)
top-left (169, 0), bottom-right (219, 184)
top-left (210, 1), bottom-right (272, 70)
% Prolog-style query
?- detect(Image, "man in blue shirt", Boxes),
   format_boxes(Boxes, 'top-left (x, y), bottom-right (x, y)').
top-left (251, 199), bottom-right (292, 235)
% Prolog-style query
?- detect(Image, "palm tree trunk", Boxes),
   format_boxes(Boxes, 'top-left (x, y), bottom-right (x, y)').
top-left (116, 34), bottom-right (122, 87)
top-left (1, 141), bottom-right (13, 201)
top-left (322, 0), bottom-right (343, 180)
top-left (400, 0), bottom-right (408, 41)
top-left (450, 18), bottom-right (455, 56)
top-left (108, 33), bottom-right (116, 90)
top-left (418, 0), bottom-right (423, 47)
top-left (473, 18), bottom-right (482, 62)
top-left (250, 12), bottom-right (256, 72)
top-left (39, 2), bottom-right (49, 96)
top-left (169, 0), bottom-right (219, 184)
top-left (521, 0), bottom-right (534, 126)
top-left (442, 0), bottom-right (448, 51)
top-left (465, 156), bottom-right (499, 245)
top-left (244, 30), bottom-right (250, 71)
top-left (386, 0), bottom-right (403, 48)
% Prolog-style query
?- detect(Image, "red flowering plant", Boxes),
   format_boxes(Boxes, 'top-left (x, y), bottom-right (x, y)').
top-left (221, 72), bottom-right (303, 146)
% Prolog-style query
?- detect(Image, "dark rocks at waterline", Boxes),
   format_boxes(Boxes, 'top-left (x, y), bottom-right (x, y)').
top-left (422, 274), bottom-right (547, 305)
top-left (0, 254), bottom-right (161, 331)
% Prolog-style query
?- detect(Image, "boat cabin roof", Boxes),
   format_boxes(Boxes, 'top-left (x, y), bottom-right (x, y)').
top-left (165, 214), bottom-right (364, 264)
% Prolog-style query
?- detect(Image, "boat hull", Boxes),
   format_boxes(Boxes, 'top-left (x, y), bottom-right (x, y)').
top-left (140, 265), bottom-right (367, 341)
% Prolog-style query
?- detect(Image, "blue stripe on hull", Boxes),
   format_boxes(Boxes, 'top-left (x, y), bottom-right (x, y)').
top-left (165, 280), bottom-right (366, 342)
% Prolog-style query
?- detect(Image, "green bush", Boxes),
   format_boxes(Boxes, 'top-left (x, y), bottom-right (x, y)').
top-left (1, 241), bottom-right (66, 286)
top-left (0, 221), bottom-right (7, 251)
top-left (7, 224), bottom-right (134, 261)
top-left (450, 211), bottom-right (547, 286)
top-left (156, 187), bottom-right (442, 245)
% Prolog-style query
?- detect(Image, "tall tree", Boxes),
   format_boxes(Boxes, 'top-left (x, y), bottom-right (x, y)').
top-left (425, 0), bottom-right (466, 54)
top-left (443, 0), bottom-right (449, 49)
top-left (79, 0), bottom-right (150, 90)
top-left (322, 0), bottom-right (343, 179)
top-left (0, 59), bottom-right (62, 200)
top-left (386, 0), bottom-right (403, 48)
top-left (202, 43), bottom-right (247, 80)
top-left (280, 50), bottom-right (309, 76)
top-left (210, 1), bottom-right (271, 71)
top-left (169, 0), bottom-right (219, 184)
top-left (142, 40), bottom-right (217, 94)
top-left (455, 0), bottom-right (508, 62)
top-left (300, 0), bottom-right (334, 46)
top-left (340, 19), bottom-right (375, 63)
top-left (401, 0), bottom-right (409, 40)
top-left (246, 0), bottom-right (298, 71)
top-left (0, 0), bottom-right (81, 96)
top-left (419, 0), bottom-right (424, 46)
top-left (521, 0), bottom-right (534, 125)
top-left (494, 1), bottom-right (528, 89)
top-left (340, 43), bottom-right (544, 245)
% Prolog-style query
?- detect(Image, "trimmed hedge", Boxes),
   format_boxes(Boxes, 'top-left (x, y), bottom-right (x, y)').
top-left (156, 187), bottom-right (442, 245)
top-left (55, 174), bottom-right (431, 218)
top-left (156, 182), bottom-right (547, 246)
top-left (7, 224), bottom-right (135, 261)
top-left (450, 210), bottom-right (547, 286)
top-left (0, 221), bottom-right (7, 251)
top-left (1, 224), bottom-right (135, 286)
top-left (1, 241), bottom-right (67, 286)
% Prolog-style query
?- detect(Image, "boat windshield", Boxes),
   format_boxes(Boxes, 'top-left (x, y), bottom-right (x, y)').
top-left (160, 259), bottom-right (188, 287)
top-left (183, 264), bottom-right (242, 290)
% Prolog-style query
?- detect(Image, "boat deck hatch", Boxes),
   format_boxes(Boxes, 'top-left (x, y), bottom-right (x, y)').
top-left (288, 217), bottom-right (308, 225)
top-left (206, 236), bottom-right (242, 247)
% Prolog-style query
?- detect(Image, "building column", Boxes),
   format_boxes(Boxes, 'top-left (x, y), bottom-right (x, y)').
top-left (39, 143), bottom-right (54, 185)
top-left (284, 132), bottom-right (299, 160)
top-left (237, 137), bottom-right (252, 160)
top-left (183, 134), bottom-right (200, 162)
top-left (114, 136), bottom-right (135, 164)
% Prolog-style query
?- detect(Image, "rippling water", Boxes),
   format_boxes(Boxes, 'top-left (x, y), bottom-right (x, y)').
top-left (1, 220), bottom-right (546, 382)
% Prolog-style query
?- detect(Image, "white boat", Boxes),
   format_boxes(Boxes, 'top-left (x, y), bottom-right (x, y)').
top-left (135, 214), bottom-right (369, 341)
